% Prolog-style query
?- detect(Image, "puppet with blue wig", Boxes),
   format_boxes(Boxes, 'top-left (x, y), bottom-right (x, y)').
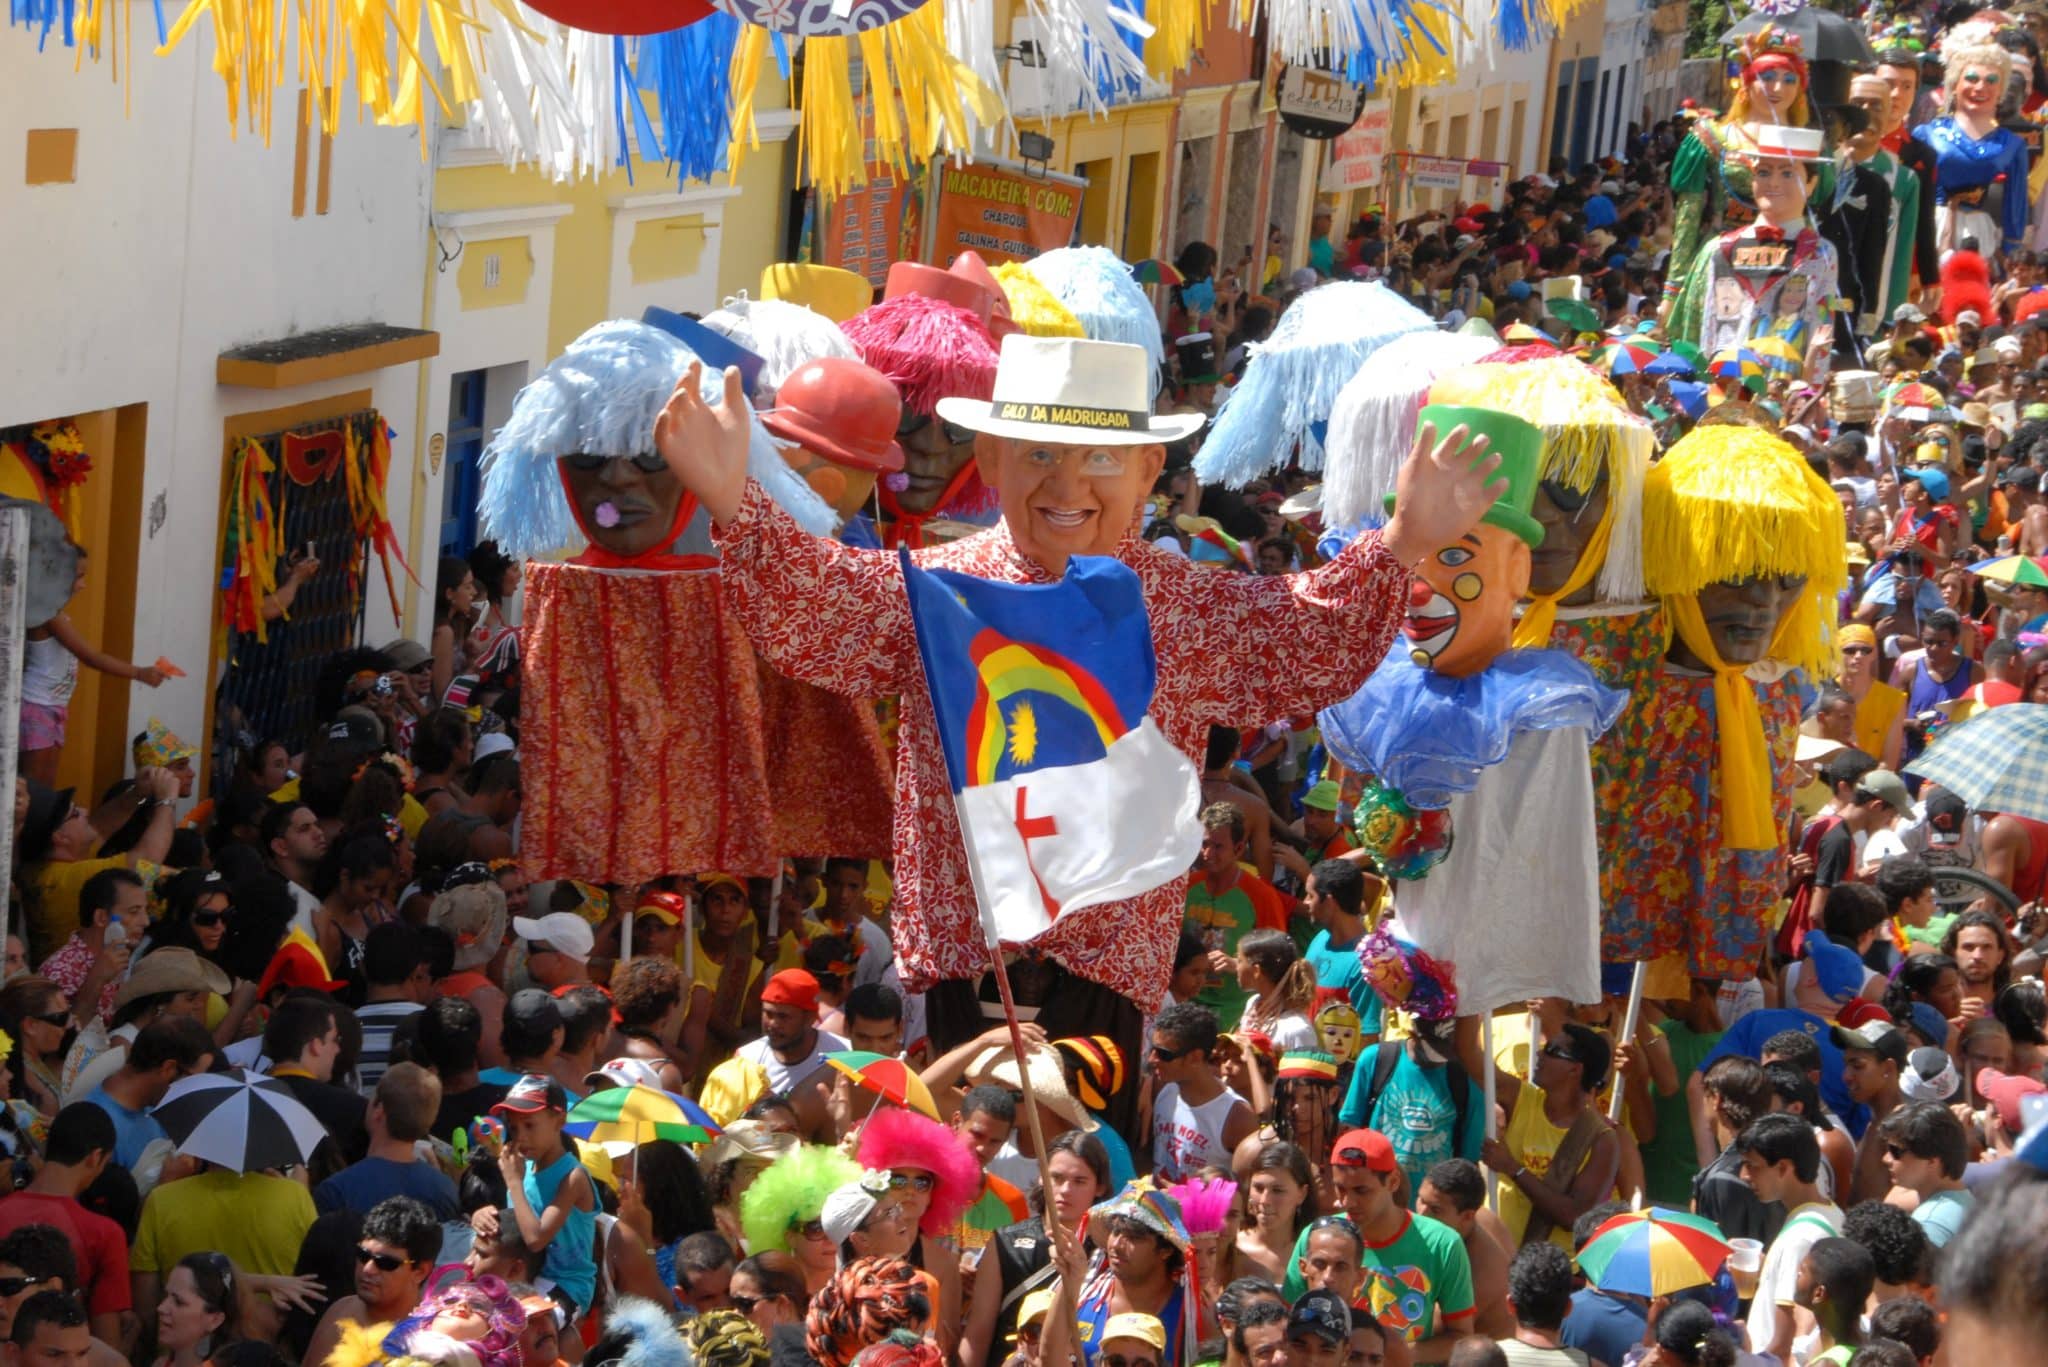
top-left (479, 320), bottom-right (891, 886)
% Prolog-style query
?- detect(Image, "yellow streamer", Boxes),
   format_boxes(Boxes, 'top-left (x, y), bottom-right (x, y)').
top-left (1664, 592), bottom-right (1782, 851)
top-left (1142, 0), bottom-right (1206, 77)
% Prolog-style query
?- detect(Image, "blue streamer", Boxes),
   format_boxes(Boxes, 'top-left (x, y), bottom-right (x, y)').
top-left (10, 0), bottom-right (76, 49)
top-left (771, 28), bottom-right (789, 79)
top-left (631, 10), bottom-right (738, 186)
top-left (612, 34), bottom-right (639, 185)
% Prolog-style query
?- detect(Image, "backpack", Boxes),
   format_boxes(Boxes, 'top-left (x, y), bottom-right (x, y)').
top-left (1358, 1043), bottom-right (1472, 1159)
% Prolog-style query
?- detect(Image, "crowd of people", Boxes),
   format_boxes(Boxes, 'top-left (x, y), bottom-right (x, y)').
top-left (20, 3), bottom-right (2048, 1367)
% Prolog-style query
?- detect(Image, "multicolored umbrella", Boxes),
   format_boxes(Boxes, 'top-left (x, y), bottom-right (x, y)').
top-left (1500, 322), bottom-right (1557, 347)
top-left (1129, 259), bottom-right (1184, 286)
top-left (961, 1174), bottom-right (1032, 1231)
top-left (1747, 335), bottom-right (1805, 375)
top-left (1644, 348), bottom-right (1697, 377)
top-left (1666, 380), bottom-right (1711, 419)
top-left (1576, 1209), bottom-right (1732, 1296)
top-left (1666, 340), bottom-right (1706, 369)
top-left (1593, 339), bottom-right (1660, 375)
top-left (825, 1051), bottom-right (941, 1120)
top-left (1970, 554), bottom-right (2048, 588)
top-left (1905, 703), bottom-right (2048, 823)
top-left (1548, 299), bottom-right (1602, 336)
top-left (567, 1084), bottom-right (723, 1150)
top-left (1708, 347), bottom-right (1767, 383)
top-left (1887, 381), bottom-right (1959, 423)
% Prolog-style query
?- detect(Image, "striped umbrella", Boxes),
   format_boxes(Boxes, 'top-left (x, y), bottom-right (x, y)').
top-left (825, 1051), bottom-right (941, 1120)
top-left (1748, 335), bottom-right (1804, 375)
top-left (1708, 347), bottom-right (1767, 383)
top-left (1906, 703), bottom-right (2048, 823)
top-left (152, 1070), bottom-right (328, 1173)
top-left (1593, 340), bottom-right (1660, 376)
top-left (961, 1173), bottom-right (1032, 1231)
top-left (1644, 348), bottom-right (1697, 377)
top-left (1970, 554), bottom-right (2048, 589)
top-left (1577, 1209), bottom-right (1732, 1296)
top-left (567, 1084), bottom-right (722, 1150)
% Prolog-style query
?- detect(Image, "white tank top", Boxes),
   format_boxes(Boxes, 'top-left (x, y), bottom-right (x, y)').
top-left (1152, 1084), bottom-right (1245, 1183)
top-left (21, 634), bottom-right (77, 707)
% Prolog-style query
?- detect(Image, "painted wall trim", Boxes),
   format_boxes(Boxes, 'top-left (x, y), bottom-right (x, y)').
top-left (610, 185), bottom-right (745, 212)
top-left (436, 203), bottom-right (579, 233)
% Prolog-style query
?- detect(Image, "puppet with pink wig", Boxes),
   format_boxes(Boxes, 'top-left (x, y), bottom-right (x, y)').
top-left (339, 1275), bottom-right (527, 1367)
top-left (1167, 1175), bottom-right (1239, 1347)
top-left (852, 1105), bottom-right (981, 1237)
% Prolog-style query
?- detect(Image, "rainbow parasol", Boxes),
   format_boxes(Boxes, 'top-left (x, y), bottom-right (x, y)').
top-left (1593, 339), bottom-right (1660, 375)
top-left (1576, 1209), bottom-right (1732, 1296)
top-left (825, 1051), bottom-right (940, 1120)
top-left (1548, 299), bottom-right (1603, 336)
top-left (1708, 347), bottom-right (1767, 383)
top-left (1747, 335), bottom-right (1804, 375)
top-left (1969, 554), bottom-right (2048, 588)
top-left (1886, 381), bottom-right (1958, 423)
top-left (1129, 259), bottom-right (1185, 286)
top-left (961, 1173), bottom-right (1032, 1231)
top-left (566, 1085), bottom-right (722, 1150)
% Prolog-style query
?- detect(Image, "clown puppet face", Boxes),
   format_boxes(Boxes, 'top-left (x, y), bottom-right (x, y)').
top-left (559, 453), bottom-right (687, 560)
top-left (1402, 521), bottom-right (1533, 677)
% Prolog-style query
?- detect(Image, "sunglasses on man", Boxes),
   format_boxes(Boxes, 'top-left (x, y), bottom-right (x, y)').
top-left (356, 1245), bottom-right (415, 1272)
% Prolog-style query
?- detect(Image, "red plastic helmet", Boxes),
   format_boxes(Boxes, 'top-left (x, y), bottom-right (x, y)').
top-left (760, 358), bottom-right (906, 473)
top-left (948, 250), bottom-right (1017, 339)
top-left (884, 261), bottom-right (994, 328)
top-left (524, 0), bottom-right (711, 35)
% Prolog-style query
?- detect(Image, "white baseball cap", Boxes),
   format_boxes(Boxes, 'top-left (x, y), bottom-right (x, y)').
top-left (513, 911), bottom-right (594, 962)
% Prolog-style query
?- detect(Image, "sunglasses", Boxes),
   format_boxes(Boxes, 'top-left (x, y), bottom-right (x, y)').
top-left (0, 1276), bottom-right (46, 1298)
top-left (1540, 1043), bottom-right (1580, 1063)
top-left (1884, 1143), bottom-right (1911, 1159)
top-left (1150, 1042), bottom-right (1198, 1063)
top-left (29, 1011), bottom-right (69, 1028)
top-left (792, 1218), bottom-right (828, 1239)
top-left (728, 1291), bottom-right (764, 1315)
top-left (191, 907), bottom-right (233, 928)
top-left (356, 1245), bottom-right (411, 1272)
top-left (561, 452), bottom-right (667, 474)
top-left (1841, 644), bottom-right (1874, 656)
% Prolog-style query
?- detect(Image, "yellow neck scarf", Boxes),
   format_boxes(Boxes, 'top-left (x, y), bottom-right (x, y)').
top-left (1663, 593), bottom-right (1782, 851)
top-left (1512, 497), bottom-right (1617, 650)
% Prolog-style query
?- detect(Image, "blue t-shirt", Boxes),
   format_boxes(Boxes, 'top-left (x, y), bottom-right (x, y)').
top-left (1697, 1008), bottom-right (1868, 1138)
top-left (1583, 194), bottom-right (1618, 229)
top-left (1911, 1188), bottom-right (1973, 1246)
top-left (1306, 929), bottom-right (1385, 1036)
top-left (523, 1151), bottom-right (597, 1311)
top-left (84, 1087), bottom-right (163, 1169)
top-left (1338, 1044), bottom-right (1483, 1204)
top-left (1561, 1287), bottom-right (1647, 1365)
top-left (314, 1157), bottom-right (460, 1219)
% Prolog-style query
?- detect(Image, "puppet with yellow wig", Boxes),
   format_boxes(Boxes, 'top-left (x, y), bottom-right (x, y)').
top-left (1604, 425), bottom-right (1846, 977)
top-left (478, 321), bottom-right (893, 887)
top-left (1662, 25), bottom-right (1819, 318)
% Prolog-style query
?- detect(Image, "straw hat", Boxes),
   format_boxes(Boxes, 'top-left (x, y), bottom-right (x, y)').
top-left (969, 1042), bottom-right (1097, 1132)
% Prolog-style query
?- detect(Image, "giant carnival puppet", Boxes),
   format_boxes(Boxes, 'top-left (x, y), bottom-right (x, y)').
top-left (1603, 426), bottom-right (1845, 979)
top-left (1313, 393), bottom-right (1624, 1012)
top-left (1915, 33), bottom-right (2031, 259)
top-left (1844, 71), bottom-right (1937, 328)
top-left (1670, 125), bottom-right (1840, 372)
top-left (1662, 24), bottom-right (1819, 321)
top-left (650, 313), bottom-right (1509, 1077)
top-left (477, 319), bottom-right (893, 886)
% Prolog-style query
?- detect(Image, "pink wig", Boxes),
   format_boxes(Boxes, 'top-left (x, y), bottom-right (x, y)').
top-left (853, 1105), bottom-right (982, 1236)
top-left (1166, 1176), bottom-right (1238, 1237)
top-left (842, 295), bottom-right (998, 416)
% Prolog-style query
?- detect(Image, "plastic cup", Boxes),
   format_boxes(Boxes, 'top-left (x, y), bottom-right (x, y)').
top-left (1727, 1237), bottom-right (1763, 1299)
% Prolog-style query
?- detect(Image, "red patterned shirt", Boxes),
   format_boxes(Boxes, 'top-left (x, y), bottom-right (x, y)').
top-left (39, 933), bottom-right (114, 1023)
top-left (714, 480), bottom-right (1408, 1005)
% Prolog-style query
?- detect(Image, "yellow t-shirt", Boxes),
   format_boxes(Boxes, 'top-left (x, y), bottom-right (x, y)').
top-left (1495, 1082), bottom-right (1612, 1252)
top-left (25, 856), bottom-right (163, 963)
top-left (684, 930), bottom-right (765, 998)
top-left (1852, 683), bottom-right (1906, 761)
top-left (132, 1168), bottom-right (316, 1276)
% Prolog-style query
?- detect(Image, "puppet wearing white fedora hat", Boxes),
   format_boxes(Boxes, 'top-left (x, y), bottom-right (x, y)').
top-left (649, 328), bottom-right (1507, 1048)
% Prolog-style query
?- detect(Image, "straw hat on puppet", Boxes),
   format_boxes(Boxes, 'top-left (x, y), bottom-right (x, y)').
top-left (1425, 358), bottom-right (1655, 644)
top-left (1196, 281), bottom-right (1437, 487)
top-left (1643, 425), bottom-right (1845, 850)
top-left (936, 336), bottom-right (1204, 447)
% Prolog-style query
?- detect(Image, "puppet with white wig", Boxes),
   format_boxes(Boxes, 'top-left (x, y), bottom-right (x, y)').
top-left (479, 320), bottom-right (891, 887)
top-left (1918, 35), bottom-right (2031, 256)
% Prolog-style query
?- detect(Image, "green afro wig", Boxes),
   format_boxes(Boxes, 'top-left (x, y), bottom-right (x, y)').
top-left (740, 1145), bottom-right (863, 1254)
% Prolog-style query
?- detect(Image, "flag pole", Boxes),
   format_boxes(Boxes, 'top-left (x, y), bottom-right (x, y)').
top-left (1482, 1013), bottom-right (1499, 1213)
top-left (1606, 961), bottom-right (1646, 1124)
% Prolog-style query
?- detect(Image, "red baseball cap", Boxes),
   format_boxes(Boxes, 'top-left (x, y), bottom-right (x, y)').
top-left (1835, 998), bottom-right (1891, 1030)
top-left (1330, 1129), bottom-right (1397, 1173)
top-left (761, 969), bottom-right (820, 1013)
top-left (1977, 1068), bottom-right (2047, 1133)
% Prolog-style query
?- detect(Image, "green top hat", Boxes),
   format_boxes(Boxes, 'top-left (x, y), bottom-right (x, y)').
top-left (1385, 403), bottom-right (1547, 548)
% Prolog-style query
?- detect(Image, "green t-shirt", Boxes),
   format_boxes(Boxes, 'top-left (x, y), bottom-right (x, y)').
top-left (1338, 1044), bottom-right (1484, 1205)
top-left (1281, 1211), bottom-right (1473, 1345)
top-left (1640, 1019), bottom-right (1723, 1206)
top-left (1184, 874), bottom-right (1284, 1029)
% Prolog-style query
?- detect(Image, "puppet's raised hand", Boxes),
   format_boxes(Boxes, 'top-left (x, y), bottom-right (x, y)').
top-left (1381, 419), bottom-right (1507, 567)
top-left (655, 361), bottom-right (752, 526)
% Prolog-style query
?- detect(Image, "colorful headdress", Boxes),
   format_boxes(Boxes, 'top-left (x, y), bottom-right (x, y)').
top-left (1052, 1034), bottom-right (1128, 1111)
top-left (1643, 425), bottom-right (1846, 849)
top-left (1737, 23), bottom-right (1807, 78)
top-left (1174, 514), bottom-right (1252, 569)
top-left (1198, 281), bottom-right (1437, 487)
top-left (1428, 358), bottom-right (1655, 638)
top-left (1357, 927), bottom-right (1460, 1021)
top-left (851, 1106), bottom-right (982, 1236)
top-left (1321, 330), bottom-right (1499, 528)
top-left (132, 718), bottom-right (196, 768)
top-left (1086, 1177), bottom-right (1191, 1252)
top-left (740, 1144), bottom-right (863, 1254)
top-left (583, 1297), bottom-right (688, 1367)
top-left (478, 319), bottom-right (836, 559)
top-left (992, 262), bottom-right (1086, 339)
top-left (700, 296), bottom-right (863, 407)
top-left (841, 294), bottom-right (999, 417)
top-left (382, 1275), bottom-right (525, 1367)
top-left (806, 1256), bottom-right (931, 1367)
top-left (1275, 1050), bottom-right (1342, 1083)
top-left (1164, 1175), bottom-right (1239, 1236)
top-left (1019, 246), bottom-right (1167, 392)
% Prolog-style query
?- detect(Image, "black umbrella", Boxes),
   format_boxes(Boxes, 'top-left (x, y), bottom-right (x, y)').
top-left (152, 1069), bottom-right (328, 1172)
top-left (1723, 8), bottom-right (1877, 66)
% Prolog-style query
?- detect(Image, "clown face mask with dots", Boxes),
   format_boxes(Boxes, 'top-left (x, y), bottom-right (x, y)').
top-left (1402, 521), bottom-right (1532, 677)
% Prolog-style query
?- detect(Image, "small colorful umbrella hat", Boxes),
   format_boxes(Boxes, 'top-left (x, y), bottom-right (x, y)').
top-left (1970, 554), bottom-right (2048, 588)
top-left (1644, 347), bottom-right (1697, 377)
top-left (961, 1173), bottom-right (1032, 1231)
top-left (566, 1085), bottom-right (722, 1152)
top-left (1129, 259), bottom-right (1184, 286)
top-left (824, 1051), bottom-right (941, 1120)
top-left (1747, 335), bottom-right (1805, 375)
top-left (1905, 703), bottom-right (2048, 823)
top-left (1593, 339), bottom-right (1660, 376)
top-left (1708, 346), bottom-right (1767, 382)
top-left (1576, 1208), bottom-right (1733, 1296)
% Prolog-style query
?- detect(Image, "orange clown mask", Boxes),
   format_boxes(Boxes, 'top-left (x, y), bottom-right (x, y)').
top-left (1403, 521), bottom-right (1533, 676)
